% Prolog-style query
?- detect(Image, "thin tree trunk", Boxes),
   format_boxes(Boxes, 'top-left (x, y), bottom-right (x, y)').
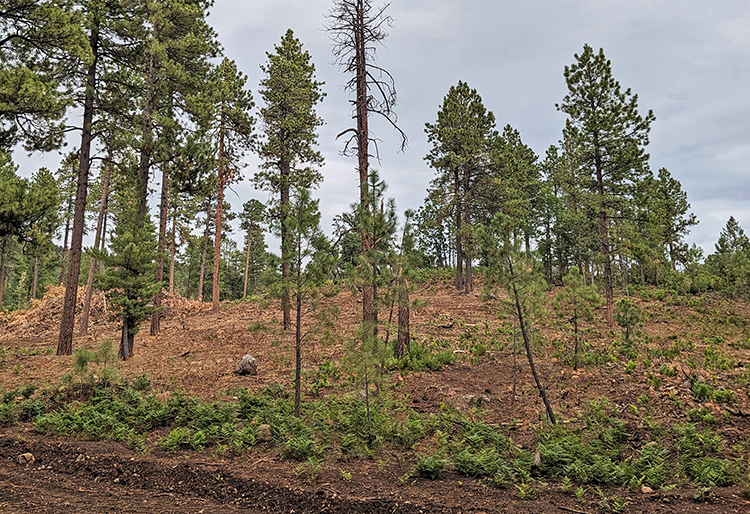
top-left (595, 148), bottom-right (614, 327)
top-left (197, 199), bottom-right (211, 301)
top-left (397, 281), bottom-right (410, 358)
top-left (507, 254), bottom-right (556, 424)
top-left (150, 166), bottom-right (169, 335)
top-left (169, 205), bottom-right (176, 294)
top-left (137, 51), bottom-right (156, 220)
top-left (280, 162), bottom-right (291, 329)
top-left (454, 169), bottom-right (464, 291)
top-left (294, 244), bottom-right (303, 417)
top-left (79, 155), bottom-right (111, 336)
top-left (0, 237), bottom-right (8, 308)
top-left (30, 256), bottom-right (39, 300)
top-left (58, 203), bottom-right (72, 285)
top-left (242, 232), bottom-right (250, 299)
top-left (99, 209), bottom-right (107, 275)
top-left (58, 20), bottom-right (100, 356)
top-left (212, 126), bottom-right (226, 314)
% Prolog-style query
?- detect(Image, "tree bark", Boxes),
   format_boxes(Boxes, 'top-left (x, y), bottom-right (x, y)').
top-left (197, 200), bottom-right (211, 302)
top-left (508, 254), bottom-right (556, 424)
top-left (212, 125), bottom-right (226, 314)
top-left (79, 155), bottom-right (111, 336)
top-left (58, 20), bottom-right (100, 356)
top-left (242, 231), bottom-right (250, 299)
top-left (0, 237), bottom-right (8, 308)
top-left (454, 168), bottom-right (464, 291)
top-left (353, 0), bottom-right (376, 329)
top-left (136, 51), bottom-right (156, 220)
top-left (280, 160), bottom-right (291, 329)
top-left (58, 202), bottom-right (72, 285)
top-left (30, 256), bottom-right (39, 300)
top-left (169, 205), bottom-right (176, 294)
top-left (592, 139), bottom-right (615, 326)
top-left (396, 281), bottom-right (410, 358)
top-left (150, 166), bottom-right (169, 335)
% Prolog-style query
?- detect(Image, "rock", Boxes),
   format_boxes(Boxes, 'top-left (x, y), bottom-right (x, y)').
top-left (257, 424), bottom-right (272, 442)
top-left (76, 454), bottom-right (85, 462)
top-left (236, 354), bottom-right (258, 376)
top-left (641, 486), bottom-right (655, 494)
top-left (17, 453), bottom-right (34, 465)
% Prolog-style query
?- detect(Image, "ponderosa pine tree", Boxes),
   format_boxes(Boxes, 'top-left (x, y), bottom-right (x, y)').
top-left (557, 45), bottom-right (654, 327)
top-left (255, 29), bottom-right (324, 330)
top-left (206, 58), bottom-right (254, 313)
top-left (327, 0), bottom-right (407, 329)
top-left (58, 0), bottom-right (138, 355)
top-left (425, 81), bottom-right (496, 293)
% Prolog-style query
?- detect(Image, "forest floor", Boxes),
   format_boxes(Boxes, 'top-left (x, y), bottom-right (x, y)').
top-left (0, 279), bottom-right (749, 513)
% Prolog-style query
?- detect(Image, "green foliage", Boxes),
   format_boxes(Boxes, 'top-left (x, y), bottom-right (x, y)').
top-left (98, 190), bottom-right (160, 359)
top-left (614, 298), bottom-right (644, 343)
top-left (414, 454), bottom-right (448, 480)
top-left (385, 341), bottom-right (456, 372)
top-left (61, 340), bottom-right (121, 388)
top-left (554, 266), bottom-right (603, 368)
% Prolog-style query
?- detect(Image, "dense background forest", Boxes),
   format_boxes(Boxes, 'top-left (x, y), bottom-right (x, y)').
top-left (0, 0), bottom-right (747, 341)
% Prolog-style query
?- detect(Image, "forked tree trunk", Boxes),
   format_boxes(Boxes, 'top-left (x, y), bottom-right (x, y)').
top-left (58, 20), bottom-right (100, 356)
top-left (79, 156), bottom-right (111, 336)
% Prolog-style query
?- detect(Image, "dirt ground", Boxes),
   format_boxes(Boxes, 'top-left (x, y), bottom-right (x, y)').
top-left (1, 281), bottom-right (750, 512)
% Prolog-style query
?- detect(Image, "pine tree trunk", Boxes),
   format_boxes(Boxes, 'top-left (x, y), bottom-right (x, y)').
top-left (294, 280), bottom-right (302, 418)
top-left (79, 155), bottom-right (111, 336)
top-left (58, 21), bottom-right (100, 356)
top-left (242, 232), bottom-right (250, 299)
top-left (280, 162), bottom-right (291, 329)
top-left (397, 282), bottom-right (410, 358)
top-left (212, 126), bottom-right (226, 314)
top-left (353, 0), bottom-right (376, 329)
top-left (508, 255), bottom-right (556, 424)
top-left (169, 206), bottom-right (176, 294)
top-left (137, 51), bottom-right (156, 220)
top-left (197, 200), bottom-right (211, 301)
top-left (0, 237), bottom-right (8, 308)
top-left (99, 209), bottom-right (107, 275)
top-left (150, 167), bottom-right (169, 335)
top-left (595, 151), bottom-right (615, 327)
top-left (31, 256), bottom-right (39, 300)
top-left (58, 204), bottom-right (71, 285)
top-left (454, 168), bottom-right (464, 291)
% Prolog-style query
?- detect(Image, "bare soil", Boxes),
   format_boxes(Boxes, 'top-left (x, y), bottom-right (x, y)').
top-left (1, 281), bottom-right (749, 513)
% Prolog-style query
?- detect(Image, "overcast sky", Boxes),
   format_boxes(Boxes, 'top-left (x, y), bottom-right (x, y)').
top-left (18, 0), bottom-right (750, 256)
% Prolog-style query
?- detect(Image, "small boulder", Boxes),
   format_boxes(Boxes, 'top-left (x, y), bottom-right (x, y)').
top-left (641, 486), bottom-right (655, 494)
top-left (236, 354), bottom-right (258, 376)
top-left (17, 453), bottom-right (34, 465)
top-left (257, 424), bottom-right (272, 442)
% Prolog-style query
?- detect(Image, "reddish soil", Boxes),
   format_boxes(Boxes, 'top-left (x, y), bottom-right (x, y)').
top-left (1, 281), bottom-right (750, 512)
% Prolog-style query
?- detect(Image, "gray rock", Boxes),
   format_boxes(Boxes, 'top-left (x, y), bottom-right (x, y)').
top-left (236, 354), bottom-right (258, 376)
top-left (257, 424), bottom-right (272, 442)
